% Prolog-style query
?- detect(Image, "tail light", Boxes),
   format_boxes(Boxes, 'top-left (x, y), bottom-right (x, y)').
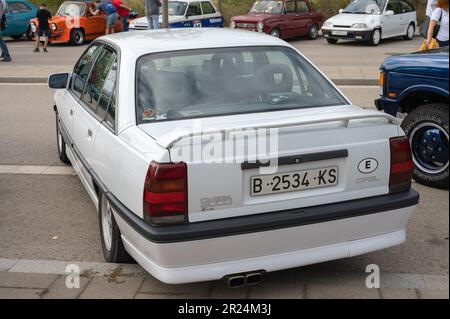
top-left (143, 161), bottom-right (187, 226)
top-left (389, 137), bottom-right (413, 194)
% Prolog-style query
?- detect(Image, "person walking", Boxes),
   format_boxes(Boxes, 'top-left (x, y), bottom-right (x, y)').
top-left (90, 0), bottom-right (118, 35)
top-left (427, 0), bottom-right (449, 48)
top-left (34, 3), bottom-right (52, 53)
top-left (0, 0), bottom-right (11, 62)
top-left (112, 0), bottom-right (131, 32)
top-left (144, 0), bottom-right (161, 30)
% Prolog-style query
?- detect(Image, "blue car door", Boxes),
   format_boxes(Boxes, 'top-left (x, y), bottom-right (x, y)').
top-left (5, 1), bottom-right (34, 36)
top-left (185, 1), bottom-right (203, 27)
top-left (199, 1), bottom-right (223, 27)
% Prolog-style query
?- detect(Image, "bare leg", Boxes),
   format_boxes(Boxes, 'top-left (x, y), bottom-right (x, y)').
top-left (44, 37), bottom-right (48, 49)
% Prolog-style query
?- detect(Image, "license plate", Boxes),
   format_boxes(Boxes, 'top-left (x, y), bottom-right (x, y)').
top-left (332, 30), bottom-right (348, 36)
top-left (251, 166), bottom-right (338, 196)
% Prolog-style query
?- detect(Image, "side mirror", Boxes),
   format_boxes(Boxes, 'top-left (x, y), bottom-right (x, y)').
top-left (48, 73), bottom-right (70, 89)
top-left (385, 10), bottom-right (394, 16)
top-left (339, 9), bottom-right (344, 14)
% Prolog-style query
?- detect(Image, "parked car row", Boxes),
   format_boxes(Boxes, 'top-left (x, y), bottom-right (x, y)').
top-left (5, 0), bottom-right (418, 47)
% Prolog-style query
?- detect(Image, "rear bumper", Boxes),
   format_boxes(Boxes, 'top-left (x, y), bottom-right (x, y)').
top-left (111, 190), bottom-right (418, 284)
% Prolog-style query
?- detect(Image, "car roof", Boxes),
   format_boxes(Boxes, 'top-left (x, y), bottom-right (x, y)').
top-left (101, 28), bottom-right (292, 60)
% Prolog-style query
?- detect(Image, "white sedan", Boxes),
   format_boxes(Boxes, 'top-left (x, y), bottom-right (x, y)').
top-left (322, 0), bottom-right (417, 46)
top-left (48, 28), bottom-right (419, 286)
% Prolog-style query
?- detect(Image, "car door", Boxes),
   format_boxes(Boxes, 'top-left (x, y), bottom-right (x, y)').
top-left (280, 0), bottom-right (297, 37)
top-left (72, 46), bottom-right (118, 183)
top-left (200, 1), bottom-right (222, 27)
top-left (84, 11), bottom-right (107, 38)
top-left (295, 0), bottom-right (312, 36)
top-left (383, 0), bottom-right (402, 37)
top-left (61, 43), bottom-right (103, 140)
top-left (5, 1), bottom-right (32, 36)
top-left (185, 1), bottom-right (203, 27)
top-left (399, 0), bottom-right (415, 33)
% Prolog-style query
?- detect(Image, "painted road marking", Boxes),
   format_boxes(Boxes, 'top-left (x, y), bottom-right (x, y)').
top-left (0, 165), bottom-right (75, 175)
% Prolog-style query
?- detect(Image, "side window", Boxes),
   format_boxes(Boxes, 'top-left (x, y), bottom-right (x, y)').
top-left (201, 1), bottom-right (215, 15)
top-left (8, 2), bottom-right (31, 13)
top-left (97, 59), bottom-right (118, 123)
top-left (187, 2), bottom-right (202, 16)
top-left (81, 48), bottom-right (117, 116)
top-left (296, 1), bottom-right (310, 13)
top-left (400, 0), bottom-right (414, 13)
top-left (285, 1), bottom-right (296, 14)
top-left (71, 44), bottom-right (103, 99)
top-left (386, 0), bottom-right (401, 14)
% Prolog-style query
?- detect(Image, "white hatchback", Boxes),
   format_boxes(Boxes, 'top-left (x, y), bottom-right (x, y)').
top-left (48, 28), bottom-right (418, 286)
top-left (322, 0), bottom-right (417, 46)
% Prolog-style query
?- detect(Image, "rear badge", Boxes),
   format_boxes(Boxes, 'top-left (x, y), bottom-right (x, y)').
top-left (358, 158), bottom-right (379, 174)
top-left (200, 196), bottom-right (233, 211)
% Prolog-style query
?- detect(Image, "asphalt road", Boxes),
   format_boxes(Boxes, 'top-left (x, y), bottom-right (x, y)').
top-left (0, 83), bottom-right (448, 278)
top-left (2, 34), bottom-right (424, 68)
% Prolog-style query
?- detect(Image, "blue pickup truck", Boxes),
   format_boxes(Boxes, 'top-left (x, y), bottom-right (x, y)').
top-left (376, 47), bottom-right (449, 189)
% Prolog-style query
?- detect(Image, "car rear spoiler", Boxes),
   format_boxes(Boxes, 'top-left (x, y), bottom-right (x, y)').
top-left (162, 112), bottom-right (398, 149)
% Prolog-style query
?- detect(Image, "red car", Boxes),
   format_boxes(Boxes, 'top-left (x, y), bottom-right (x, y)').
top-left (231, 0), bottom-right (324, 39)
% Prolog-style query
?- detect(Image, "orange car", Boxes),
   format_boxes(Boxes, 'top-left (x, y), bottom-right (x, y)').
top-left (30, 1), bottom-right (123, 45)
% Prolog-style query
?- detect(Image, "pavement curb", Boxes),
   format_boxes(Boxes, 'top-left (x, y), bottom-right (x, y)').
top-left (0, 77), bottom-right (48, 84)
top-left (1, 258), bottom-right (448, 290)
top-left (0, 76), bottom-right (378, 86)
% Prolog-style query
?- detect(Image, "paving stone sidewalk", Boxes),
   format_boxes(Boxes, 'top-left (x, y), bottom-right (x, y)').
top-left (0, 259), bottom-right (448, 299)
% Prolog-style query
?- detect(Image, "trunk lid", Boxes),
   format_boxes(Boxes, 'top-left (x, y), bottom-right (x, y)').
top-left (139, 105), bottom-right (400, 223)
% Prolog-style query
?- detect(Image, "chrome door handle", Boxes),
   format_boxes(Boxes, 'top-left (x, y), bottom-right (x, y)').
top-left (87, 129), bottom-right (92, 138)
top-left (70, 109), bottom-right (73, 116)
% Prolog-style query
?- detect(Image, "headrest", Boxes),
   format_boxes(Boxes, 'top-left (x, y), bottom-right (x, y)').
top-left (254, 64), bottom-right (293, 94)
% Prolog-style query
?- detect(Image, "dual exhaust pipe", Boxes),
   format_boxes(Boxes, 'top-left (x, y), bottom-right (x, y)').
top-left (225, 271), bottom-right (264, 288)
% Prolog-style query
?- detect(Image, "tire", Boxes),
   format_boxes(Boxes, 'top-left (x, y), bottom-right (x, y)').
top-left (307, 24), bottom-right (319, 40)
top-left (326, 38), bottom-right (338, 44)
top-left (99, 192), bottom-right (133, 263)
top-left (401, 104), bottom-right (449, 189)
top-left (70, 28), bottom-right (85, 46)
top-left (10, 34), bottom-right (23, 40)
top-left (368, 29), bottom-right (381, 46)
top-left (26, 25), bottom-right (33, 41)
top-left (270, 28), bottom-right (281, 38)
top-left (56, 114), bottom-right (71, 165)
top-left (404, 23), bottom-right (415, 40)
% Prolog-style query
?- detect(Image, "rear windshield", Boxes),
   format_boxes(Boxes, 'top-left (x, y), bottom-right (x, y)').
top-left (136, 46), bottom-right (348, 123)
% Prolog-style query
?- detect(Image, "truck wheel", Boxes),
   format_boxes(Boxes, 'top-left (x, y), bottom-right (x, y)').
top-left (368, 29), bottom-right (381, 46)
top-left (402, 104), bottom-right (449, 189)
top-left (308, 24), bottom-right (319, 40)
top-left (99, 192), bottom-right (133, 263)
top-left (326, 38), bottom-right (338, 44)
top-left (56, 114), bottom-right (71, 165)
top-left (70, 28), bottom-right (85, 46)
